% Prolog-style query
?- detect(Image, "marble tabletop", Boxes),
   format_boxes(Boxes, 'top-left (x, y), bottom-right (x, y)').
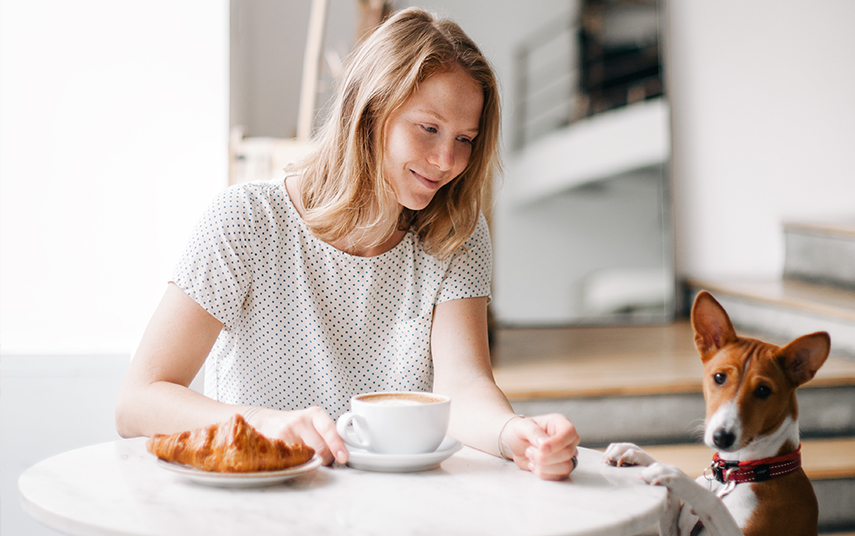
top-left (19, 438), bottom-right (665, 536)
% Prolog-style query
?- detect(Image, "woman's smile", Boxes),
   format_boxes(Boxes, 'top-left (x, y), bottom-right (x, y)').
top-left (411, 170), bottom-right (442, 190)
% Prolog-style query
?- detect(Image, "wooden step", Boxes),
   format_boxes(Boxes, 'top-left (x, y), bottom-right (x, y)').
top-left (493, 321), bottom-right (855, 400)
top-left (686, 278), bottom-right (855, 357)
top-left (687, 278), bottom-right (855, 323)
top-left (784, 218), bottom-right (855, 240)
top-left (784, 218), bottom-right (855, 289)
top-left (629, 437), bottom-right (855, 482)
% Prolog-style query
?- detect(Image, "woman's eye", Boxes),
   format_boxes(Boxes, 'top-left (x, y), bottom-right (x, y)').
top-left (754, 385), bottom-right (772, 399)
top-left (713, 372), bottom-right (727, 385)
top-left (421, 125), bottom-right (438, 134)
top-left (456, 137), bottom-right (473, 144)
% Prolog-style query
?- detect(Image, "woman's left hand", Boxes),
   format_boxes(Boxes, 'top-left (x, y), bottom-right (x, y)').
top-left (500, 414), bottom-right (580, 480)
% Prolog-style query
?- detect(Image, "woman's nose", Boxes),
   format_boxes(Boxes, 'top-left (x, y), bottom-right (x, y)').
top-left (428, 139), bottom-right (455, 171)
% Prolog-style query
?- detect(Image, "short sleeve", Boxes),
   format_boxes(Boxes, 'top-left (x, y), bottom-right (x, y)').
top-left (171, 185), bottom-right (260, 328)
top-left (436, 213), bottom-right (493, 303)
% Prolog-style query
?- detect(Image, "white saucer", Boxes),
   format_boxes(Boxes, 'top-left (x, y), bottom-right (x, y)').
top-left (155, 455), bottom-right (322, 488)
top-left (345, 435), bottom-right (463, 473)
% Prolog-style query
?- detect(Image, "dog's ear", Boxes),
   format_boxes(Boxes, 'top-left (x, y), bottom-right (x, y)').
top-left (691, 291), bottom-right (738, 362)
top-left (778, 331), bottom-right (830, 387)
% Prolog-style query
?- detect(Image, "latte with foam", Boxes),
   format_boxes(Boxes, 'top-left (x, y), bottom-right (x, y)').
top-left (337, 391), bottom-right (451, 454)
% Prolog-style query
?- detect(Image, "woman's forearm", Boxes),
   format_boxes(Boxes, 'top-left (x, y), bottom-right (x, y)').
top-left (430, 297), bottom-right (516, 456)
top-left (115, 377), bottom-right (249, 438)
top-left (436, 375), bottom-right (516, 457)
top-left (115, 283), bottom-right (235, 438)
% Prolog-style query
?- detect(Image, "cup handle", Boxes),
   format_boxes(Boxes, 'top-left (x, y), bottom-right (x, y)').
top-left (336, 412), bottom-right (370, 450)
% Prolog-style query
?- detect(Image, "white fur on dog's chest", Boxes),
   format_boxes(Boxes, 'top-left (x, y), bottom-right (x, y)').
top-left (694, 475), bottom-right (757, 530)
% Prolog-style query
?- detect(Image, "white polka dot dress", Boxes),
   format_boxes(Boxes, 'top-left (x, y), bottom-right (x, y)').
top-left (172, 177), bottom-right (492, 419)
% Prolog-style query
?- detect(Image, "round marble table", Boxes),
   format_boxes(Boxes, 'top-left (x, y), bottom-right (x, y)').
top-left (19, 438), bottom-right (665, 536)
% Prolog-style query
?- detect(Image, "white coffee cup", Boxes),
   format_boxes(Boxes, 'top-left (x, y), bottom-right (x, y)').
top-left (336, 391), bottom-right (451, 455)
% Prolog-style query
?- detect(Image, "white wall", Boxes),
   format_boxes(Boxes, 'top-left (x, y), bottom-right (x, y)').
top-left (493, 169), bottom-right (669, 324)
top-left (666, 0), bottom-right (855, 281)
top-left (0, 0), bottom-right (230, 355)
top-left (1, 2), bottom-right (228, 532)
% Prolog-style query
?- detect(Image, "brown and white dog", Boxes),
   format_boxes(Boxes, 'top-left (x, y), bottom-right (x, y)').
top-left (603, 291), bottom-right (829, 536)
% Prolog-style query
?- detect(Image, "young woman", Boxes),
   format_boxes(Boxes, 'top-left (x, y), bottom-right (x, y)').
top-left (116, 7), bottom-right (579, 480)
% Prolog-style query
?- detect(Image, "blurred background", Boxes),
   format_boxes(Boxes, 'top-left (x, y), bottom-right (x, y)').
top-left (2, 1), bottom-right (854, 534)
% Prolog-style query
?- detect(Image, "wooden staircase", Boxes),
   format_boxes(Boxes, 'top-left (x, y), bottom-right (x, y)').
top-left (685, 217), bottom-right (855, 358)
top-left (491, 217), bottom-right (855, 533)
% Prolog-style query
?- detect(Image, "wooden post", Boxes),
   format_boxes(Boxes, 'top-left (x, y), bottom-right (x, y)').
top-left (297, 0), bottom-right (330, 142)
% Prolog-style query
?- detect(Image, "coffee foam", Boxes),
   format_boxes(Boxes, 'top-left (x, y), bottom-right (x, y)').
top-left (359, 393), bottom-right (444, 405)
top-left (370, 399), bottom-right (422, 406)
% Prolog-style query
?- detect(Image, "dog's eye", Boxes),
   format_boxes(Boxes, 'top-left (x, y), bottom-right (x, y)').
top-left (754, 385), bottom-right (772, 399)
top-left (713, 372), bottom-right (727, 385)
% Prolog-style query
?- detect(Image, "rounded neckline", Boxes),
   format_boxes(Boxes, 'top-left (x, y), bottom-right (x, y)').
top-left (277, 176), bottom-right (412, 261)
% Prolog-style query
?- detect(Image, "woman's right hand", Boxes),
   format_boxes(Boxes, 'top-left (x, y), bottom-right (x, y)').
top-left (248, 406), bottom-right (348, 466)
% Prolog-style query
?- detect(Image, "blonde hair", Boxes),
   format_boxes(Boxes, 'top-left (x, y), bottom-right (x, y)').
top-left (295, 7), bottom-right (501, 259)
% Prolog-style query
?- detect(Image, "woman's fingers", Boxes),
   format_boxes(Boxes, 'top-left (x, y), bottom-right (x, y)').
top-left (257, 407), bottom-right (347, 466)
top-left (310, 408), bottom-right (349, 464)
top-left (529, 452), bottom-right (577, 481)
top-left (531, 414), bottom-right (579, 458)
top-left (506, 414), bottom-right (580, 480)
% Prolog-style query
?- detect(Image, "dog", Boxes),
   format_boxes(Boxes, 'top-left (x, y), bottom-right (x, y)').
top-left (603, 290), bottom-right (829, 536)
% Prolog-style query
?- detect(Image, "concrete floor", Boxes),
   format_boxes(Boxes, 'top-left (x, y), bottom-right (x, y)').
top-left (1, 355), bottom-right (129, 536)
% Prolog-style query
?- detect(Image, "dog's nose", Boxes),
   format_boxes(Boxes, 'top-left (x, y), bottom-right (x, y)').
top-left (714, 429), bottom-right (736, 449)
top-left (713, 429), bottom-right (736, 449)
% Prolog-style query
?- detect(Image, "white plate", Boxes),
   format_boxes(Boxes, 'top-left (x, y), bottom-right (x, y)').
top-left (155, 455), bottom-right (322, 488)
top-left (345, 435), bottom-right (463, 473)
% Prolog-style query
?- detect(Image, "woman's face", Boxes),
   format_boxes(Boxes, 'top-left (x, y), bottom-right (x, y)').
top-left (383, 67), bottom-right (484, 211)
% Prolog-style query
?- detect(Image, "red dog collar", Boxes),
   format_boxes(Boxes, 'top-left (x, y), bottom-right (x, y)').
top-left (710, 445), bottom-right (802, 485)
top-left (693, 447), bottom-right (803, 535)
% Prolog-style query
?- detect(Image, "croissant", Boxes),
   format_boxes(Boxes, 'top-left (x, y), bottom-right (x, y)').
top-left (147, 413), bottom-right (315, 472)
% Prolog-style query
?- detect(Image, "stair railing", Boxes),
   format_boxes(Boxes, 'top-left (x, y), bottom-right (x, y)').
top-left (513, 2), bottom-right (663, 152)
top-left (513, 12), bottom-right (581, 151)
